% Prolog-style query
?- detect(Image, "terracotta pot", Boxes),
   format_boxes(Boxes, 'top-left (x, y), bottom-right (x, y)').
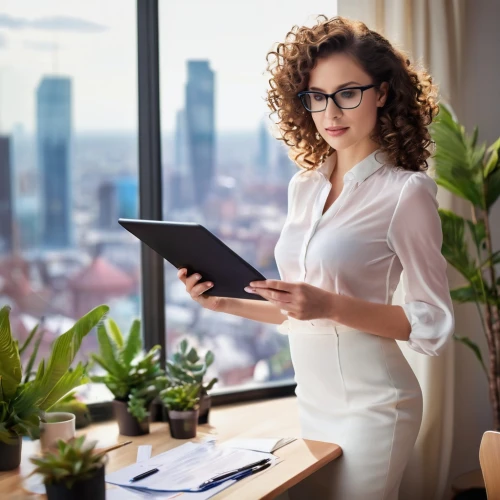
top-left (168, 409), bottom-right (199, 439)
top-left (45, 462), bottom-right (105, 500)
top-left (112, 400), bottom-right (149, 436)
top-left (0, 435), bottom-right (22, 471)
top-left (198, 394), bottom-right (212, 424)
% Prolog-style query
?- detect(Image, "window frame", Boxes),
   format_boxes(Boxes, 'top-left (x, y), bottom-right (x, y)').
top-left (89, 0), bottom-right (295, 421)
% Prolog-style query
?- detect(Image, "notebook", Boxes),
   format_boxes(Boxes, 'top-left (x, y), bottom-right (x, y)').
top-left (220, 437), bottom-right (296, 453)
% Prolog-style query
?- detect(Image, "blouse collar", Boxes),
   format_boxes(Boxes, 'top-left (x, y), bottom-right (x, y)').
top-left (317, 149), bottom-right (389, 185)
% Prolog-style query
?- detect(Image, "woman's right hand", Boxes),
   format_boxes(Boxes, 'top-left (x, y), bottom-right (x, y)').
top-left (177, 268), bottom-right (222, 312)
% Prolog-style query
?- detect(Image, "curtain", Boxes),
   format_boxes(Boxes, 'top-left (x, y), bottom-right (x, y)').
top-left (336, 1), bottom-right (465, 499)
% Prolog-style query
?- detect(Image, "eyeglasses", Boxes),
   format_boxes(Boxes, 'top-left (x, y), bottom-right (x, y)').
top-left (297, 84), bottom-right (376, 112)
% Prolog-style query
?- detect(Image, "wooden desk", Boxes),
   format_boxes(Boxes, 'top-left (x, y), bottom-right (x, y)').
top-left (1, 396), bottom-right (342, 499)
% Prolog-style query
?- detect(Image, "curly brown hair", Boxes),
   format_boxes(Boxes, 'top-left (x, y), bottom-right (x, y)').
top-left (265, 15), bottom-right (439, 172)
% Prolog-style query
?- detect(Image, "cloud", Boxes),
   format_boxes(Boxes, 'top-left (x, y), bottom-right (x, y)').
top-left (0, 14), bottom-right (107, 33)
top-left (23, 40), bottom-right (59, 52)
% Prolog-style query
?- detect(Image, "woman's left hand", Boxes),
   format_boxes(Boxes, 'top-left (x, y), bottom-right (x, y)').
top-left (245, 280), bottom-right (336, 321)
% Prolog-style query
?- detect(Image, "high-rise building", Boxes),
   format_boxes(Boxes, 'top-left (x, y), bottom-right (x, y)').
top-left (0, 136), bottom-right (13, 254)
top-left (36, 76), bottom-right (72, 249)
top-left (256, 120), bottom-right (271, 181)
top-left (98, 177), bottom-right (138, 229)
top-left (185, 60), bottom-right (215, 207)
top-left (169, 109), bottom-right (195, 211)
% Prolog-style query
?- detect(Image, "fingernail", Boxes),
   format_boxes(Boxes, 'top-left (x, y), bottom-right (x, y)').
top-left (244, 287), bottom-right (254, 293)
top-left (206, 283), bottom-right (213, 288)
top-left (195, 274), bottom-right (201, 280)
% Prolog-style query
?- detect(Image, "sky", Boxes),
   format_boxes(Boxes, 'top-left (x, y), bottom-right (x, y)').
top-left (0, 0), bottom-right (337, 134)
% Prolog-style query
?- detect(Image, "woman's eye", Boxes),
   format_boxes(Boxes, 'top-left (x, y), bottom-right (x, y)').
top-left (313, 94), bottom-right (325, 101)
top-left (340, 91), bottom-right (354, 99)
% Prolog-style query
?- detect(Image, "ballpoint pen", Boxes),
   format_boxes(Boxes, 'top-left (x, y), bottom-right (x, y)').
top-left (197, 458), bottom-right (272, 489)
top-left (129, 467), bottom-right (160, 483)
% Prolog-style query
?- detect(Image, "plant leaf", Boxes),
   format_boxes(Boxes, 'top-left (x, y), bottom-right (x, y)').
top-left (14, 305), bottom-right (108, 412)
top-left (122, 319), bottom-right (141, 366)
top-left (96, 323), bottom-right (126, 378)
top-left (107, 318), bottom-right (124, 349)
top-left (454, 334), bottom-right (487, 375)
top-left (19, 324), bottom-right (39, 356)
top-left (23, 325), bottom-right (45, 384)
top-left (0, 306), bottom-right (22, 400)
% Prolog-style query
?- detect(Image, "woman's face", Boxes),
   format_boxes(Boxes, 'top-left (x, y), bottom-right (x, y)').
top-left (307, 52), bottom-right (388, 152)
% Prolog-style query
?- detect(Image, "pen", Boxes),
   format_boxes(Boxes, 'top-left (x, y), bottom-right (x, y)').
top-left (130, 467), bottom-right (160, 482)
top-left (198, 458), bottom-right (271, 488)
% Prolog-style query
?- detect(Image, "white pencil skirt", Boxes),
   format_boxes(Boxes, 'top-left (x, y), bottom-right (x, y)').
top-left (278, 318), bottom-right (423, 500)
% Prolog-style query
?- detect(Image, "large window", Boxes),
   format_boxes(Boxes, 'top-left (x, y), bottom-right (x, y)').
top-left (159, 2), bottom-right (337, 392)
top-left (0, 0), bottom-right (139, 403)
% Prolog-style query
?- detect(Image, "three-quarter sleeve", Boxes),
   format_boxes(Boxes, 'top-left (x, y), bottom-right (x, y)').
top-left (387, 172), bottom-right (455, 356)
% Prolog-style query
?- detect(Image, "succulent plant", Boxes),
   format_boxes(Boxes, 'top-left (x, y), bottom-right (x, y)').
top-left (29, 435), bottom-right (106, 489)
top-left (90, 318), bottom-right (168, 420)
top-left (166, 339), bottom-right (218, 396)
top-left (160, 383), bottom-right (201, 412)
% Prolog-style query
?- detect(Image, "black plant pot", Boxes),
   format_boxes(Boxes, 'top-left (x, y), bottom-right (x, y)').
top-left (168, 409), bottom-right (199, 439)
top-left (45, 462), bottom-right (105, 500)
top-left (198, 394), bottom-right (211, 425)
top-left (0, 435), bottom-right (22, 471)
top-left (112, 400), bottom-right (149, 436)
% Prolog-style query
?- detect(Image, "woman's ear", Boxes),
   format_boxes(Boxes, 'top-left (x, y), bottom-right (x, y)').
top-left (377, 82), bottom-right (389, 107)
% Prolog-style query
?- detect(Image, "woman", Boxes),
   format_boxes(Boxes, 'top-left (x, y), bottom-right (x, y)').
top-left (177, 15), bottom-right (454, 500)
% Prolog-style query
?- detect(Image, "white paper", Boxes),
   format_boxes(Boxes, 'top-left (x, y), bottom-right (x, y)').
top-left (220, 437), bottom-right (296, 453)
top-left (137, 445), bottom-right (153, 462)
top-left (105, 441), bottom-right (276, 492)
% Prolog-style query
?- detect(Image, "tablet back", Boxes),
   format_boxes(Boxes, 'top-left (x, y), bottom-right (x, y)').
top-left (118, 219), bottom-right (267, 301)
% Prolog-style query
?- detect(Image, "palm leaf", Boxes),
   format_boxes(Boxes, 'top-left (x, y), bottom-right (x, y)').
top-left (14, 305), bottom-right (108, 412)
top-left (106, 319), bottom-right (124, 349)
top-left (0, 306), bottom-right (22, 401)
top-left (454, 334), bottom-right (487, 375)
top-left (439, 209), bottom-right (477, 279)
top-left (96, 324), bottom-right (126, 378)
top-left (122, 319), bottom-right (141, 366)
top-left (41, 363), bottom-right (89, 412)
top-left (431, 105), bottom-right (485, 207)
top-left (23, 326), bottom-right (46, 384)
top-left (486, 167), bottom-right (500, 210)
top-left (19, 324), bottom-right (39, 356)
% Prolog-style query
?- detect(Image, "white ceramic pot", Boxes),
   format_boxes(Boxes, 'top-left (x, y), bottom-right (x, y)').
top-left (40, 412), bottom-right (76, 451)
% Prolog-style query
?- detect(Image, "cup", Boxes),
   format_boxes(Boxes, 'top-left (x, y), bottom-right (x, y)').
top-left (40, 412), bottom-right (76, 451)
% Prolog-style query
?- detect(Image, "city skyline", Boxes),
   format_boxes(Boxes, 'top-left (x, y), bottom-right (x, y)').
top-left (0, 0), bottom-right (337, 133)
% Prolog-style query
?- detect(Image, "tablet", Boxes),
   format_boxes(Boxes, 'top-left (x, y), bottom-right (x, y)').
top-left (118, 218), bottom-right (267, 301)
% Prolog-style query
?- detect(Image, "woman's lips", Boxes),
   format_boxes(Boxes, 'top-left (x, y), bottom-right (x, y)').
top-left (326, 127), bottom-right (349, 137)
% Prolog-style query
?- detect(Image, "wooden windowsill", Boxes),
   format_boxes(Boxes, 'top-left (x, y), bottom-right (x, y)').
top-left (1, 396), bottom-right (342, 499)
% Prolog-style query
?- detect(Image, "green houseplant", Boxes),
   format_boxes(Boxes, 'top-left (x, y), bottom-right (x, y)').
top-left (29, 435), bottom-right (107, 500)
top-left (160, 382), bottom-right (201, 439)
top-left (90, 318), bottom-right (167, 436)
top-left (0, 304), bottom-right (109, 471)
top-left (166, 339), bottom-right (218, 424)
top-left (430, 104), bottom-right (500, 430)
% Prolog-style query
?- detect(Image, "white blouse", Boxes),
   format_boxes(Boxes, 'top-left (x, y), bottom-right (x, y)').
top-left (274, 149), bottom-right (455, 356)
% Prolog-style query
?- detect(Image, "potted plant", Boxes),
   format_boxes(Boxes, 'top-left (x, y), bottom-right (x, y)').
top-left (0, 304), bottom-right (109, 471)
top-left (430, 104), bottom-right (500, 429)
top-left (90, 318), bottom-right (167, 436)
top-left (160, 383), bottom-right (201, 439)
top-left (29, 435), bottom-right (107, 500)
top-left (166, 339), bottom-right (218, 424)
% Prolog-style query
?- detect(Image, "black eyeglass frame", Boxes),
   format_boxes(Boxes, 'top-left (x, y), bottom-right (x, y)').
top-left (297, 84), bottom-right (377, 112)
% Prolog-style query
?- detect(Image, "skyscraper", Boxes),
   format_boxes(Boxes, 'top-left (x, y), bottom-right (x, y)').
top-left (185, 61), bottom-right (215, 207)
top-left (0, 136), bottom-right (13, 254)
top-left (98, 177), bottom-right (138, 230)
top-left (169, 109), bottom-right (195, 211)
top-left (256, 119), bottom-right (271, 181)
top-left (36, 76), bottom-right (72, 249)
